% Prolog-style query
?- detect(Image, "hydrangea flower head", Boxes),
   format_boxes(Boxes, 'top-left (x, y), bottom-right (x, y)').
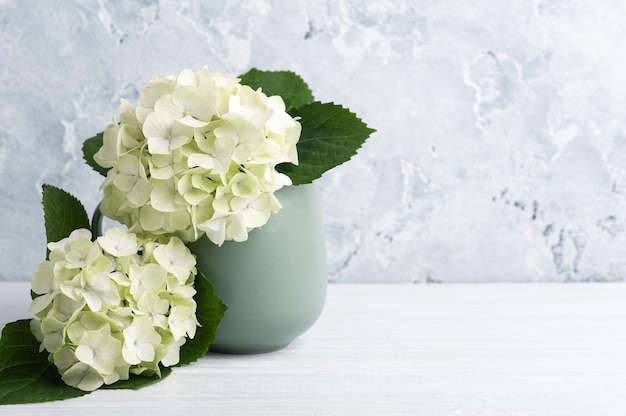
top-left (29, 227), bottom-right (199, 391)
top-left (94, 67), bottom-right (300, 245)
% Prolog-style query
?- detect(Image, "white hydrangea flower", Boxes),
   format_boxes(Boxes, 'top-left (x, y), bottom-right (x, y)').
top-left (97, 227), bottom-right (140, 257)
top-left (74, 330), bottom-right (123, 376)
top-left (152, 237), bottom-right (196, 284)
top-left (122, 316), bottom-right (162, 365)
top-left (94, 66), bottom-right (300, 246)
top-left (29, 228), bottom-right (199, 392)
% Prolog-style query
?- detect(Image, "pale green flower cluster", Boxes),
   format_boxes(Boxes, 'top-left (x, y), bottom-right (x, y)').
top-left (29, 227), bottom-right (199, 391)
top-left (94, 67), bottom-right (300, 246)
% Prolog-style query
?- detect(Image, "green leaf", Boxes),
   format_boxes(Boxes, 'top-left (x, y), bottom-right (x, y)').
top-left (239, 68), bottom-right (315, 112)
top-left (177, 271), bottom-right (228, 365)
top-left (102, 367), bottom-right (172, 390)
top-left (42, 184), bottom-right (91, 246)
top-left (277, 102), bottom-right (376, 185)
top-left (82, 132), bottom-right (109, 177)
top-left (0, 319), bottom-right (89, 404)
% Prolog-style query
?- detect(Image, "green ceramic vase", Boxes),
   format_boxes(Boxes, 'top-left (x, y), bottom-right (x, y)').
top-left (188, 183), bottom-right (328, 354)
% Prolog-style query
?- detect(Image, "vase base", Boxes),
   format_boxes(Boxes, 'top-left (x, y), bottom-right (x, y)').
top-left (208, 343), bottom-right (291, 355)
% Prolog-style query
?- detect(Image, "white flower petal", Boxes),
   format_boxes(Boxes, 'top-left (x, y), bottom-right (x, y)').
top-left (29, 293), bottom-right (56, 316)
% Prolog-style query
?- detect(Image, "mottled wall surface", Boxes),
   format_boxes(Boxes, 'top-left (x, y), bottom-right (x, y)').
top-left (2, 0), bottom-right (626, 282)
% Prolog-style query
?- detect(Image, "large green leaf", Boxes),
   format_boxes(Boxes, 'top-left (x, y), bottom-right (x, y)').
top-left (0, 319), bottom-right (89, 404)
top-left (82, 132), bottom-right (108, 177)
top-left (42, 184), bottom-right (91, 247)
top-left (239, 68), bottom-right (315, 112)
top-left (178, 272), bottom-right (228, 365)
top-left (277, 102), bottom-right (376, 185)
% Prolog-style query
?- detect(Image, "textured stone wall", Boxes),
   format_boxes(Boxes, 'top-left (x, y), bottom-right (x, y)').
top-left (2, 0), bottom-right (626, 282)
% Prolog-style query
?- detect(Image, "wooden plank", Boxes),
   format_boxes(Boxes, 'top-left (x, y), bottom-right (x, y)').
top-left (0, 282), bottom-right (625, 415)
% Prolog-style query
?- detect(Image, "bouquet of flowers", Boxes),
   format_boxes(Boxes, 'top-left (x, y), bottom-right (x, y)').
top-left (29, 227), bottom-right (199, 391)
top-left (91, 68), bottom-right (301, 245)
top-left (0, 67), bottom-right (374, 404)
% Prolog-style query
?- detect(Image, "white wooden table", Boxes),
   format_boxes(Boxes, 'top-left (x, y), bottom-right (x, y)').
top-left (0, 281), bottom-right (625, 415)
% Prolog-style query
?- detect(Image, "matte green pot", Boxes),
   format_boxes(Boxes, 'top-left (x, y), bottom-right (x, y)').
top-left (188, 184), bottom-right (328, 354)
